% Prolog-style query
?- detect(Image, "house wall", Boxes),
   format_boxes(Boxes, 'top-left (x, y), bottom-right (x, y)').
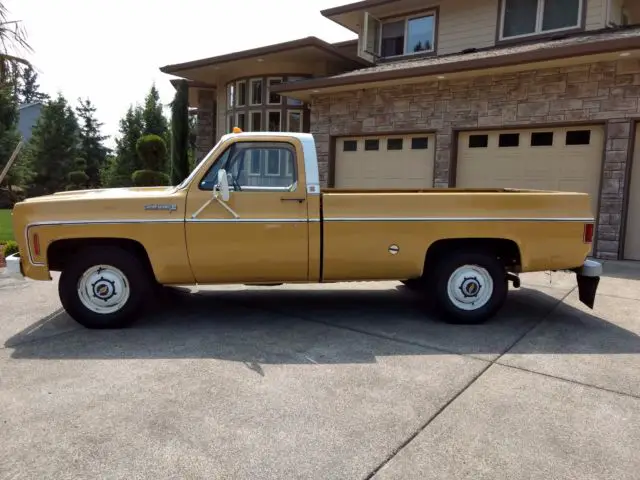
top-left (17, 104), bottom-right (43, 142)
top-left (586, 0), bottom-right (607, 30)
top-left (357, 0), bottom-right (608, 58)
top-left (434, 0), bottom-right (497, 55)
top-left (310, 58), bottom-right (640, 259)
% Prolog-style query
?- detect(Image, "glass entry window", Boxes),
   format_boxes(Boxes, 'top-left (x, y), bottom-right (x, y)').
top-left (225, 75), bottom-right (309, 134)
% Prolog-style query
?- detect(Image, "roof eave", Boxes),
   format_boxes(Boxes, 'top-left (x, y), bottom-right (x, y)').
top-left (271, 35), bottom-right (640, 95)
top-left (159, 36), bottom-right (369, 75)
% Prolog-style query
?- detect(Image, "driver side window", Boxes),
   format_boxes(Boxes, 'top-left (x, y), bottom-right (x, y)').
top-left (199, 141), bottom-right (297, 191)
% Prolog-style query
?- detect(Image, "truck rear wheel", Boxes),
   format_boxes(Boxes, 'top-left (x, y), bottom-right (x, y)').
top-left (58, 247), bottom-right (152, 329)
top-left (431, 252), bottom-right (508, 325)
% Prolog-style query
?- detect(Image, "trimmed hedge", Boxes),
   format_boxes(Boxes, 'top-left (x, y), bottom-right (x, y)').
top-left (131, 170), bottom-right (170, 187)
top-left (136, 134), bottom-right (167, 172)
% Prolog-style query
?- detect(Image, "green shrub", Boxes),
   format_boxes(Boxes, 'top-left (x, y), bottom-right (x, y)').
top-left (131, 170), bottom-right (170, 187)
top-left (67, 171), bottom-right (89, 186)
top-left (136, 134), bottom-right (167, 172)
top-left (3, 240), bottom-right (19, 257)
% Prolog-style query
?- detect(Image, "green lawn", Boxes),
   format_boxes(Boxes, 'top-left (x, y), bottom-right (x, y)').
top-left (0, 209), bottom-right (14, 243)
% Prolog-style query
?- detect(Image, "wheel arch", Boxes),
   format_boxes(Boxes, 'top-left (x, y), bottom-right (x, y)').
top-left (47, 237), bottom-right (157, 281)
top-left (423, 237), bottom-right (523, 276)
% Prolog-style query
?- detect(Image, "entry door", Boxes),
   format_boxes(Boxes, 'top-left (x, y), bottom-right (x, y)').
top-left (185, 140), bottom-right (309, 283)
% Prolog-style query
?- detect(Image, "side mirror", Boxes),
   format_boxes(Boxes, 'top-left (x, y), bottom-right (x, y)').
top-left (216, 168), bottom-right (230, 202)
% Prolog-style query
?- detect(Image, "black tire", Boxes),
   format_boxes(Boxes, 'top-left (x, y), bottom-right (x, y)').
top-left (431, 251), bottom-right (508, 325)
top-left (58, 246), bottom-right (153, 329)
top-left (400, 279), bottom-right (424, 291)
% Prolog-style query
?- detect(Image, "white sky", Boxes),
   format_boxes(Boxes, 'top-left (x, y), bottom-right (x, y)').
top-left (7, 0), bottom-right (355, 148)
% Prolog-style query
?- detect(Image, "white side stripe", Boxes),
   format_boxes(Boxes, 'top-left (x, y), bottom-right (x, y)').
top-left (323, 217), bottom-right (595, 222)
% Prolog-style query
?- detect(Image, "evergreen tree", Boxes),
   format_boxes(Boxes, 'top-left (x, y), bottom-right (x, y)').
top-left (170, 79), bottom-right (189, 185)
top-left (76, 98), bottom-right (108, 187)
top-left (106, 105), bottom-right (144, 187)
top-left (142, 84), bottom-right (168, 138)
top-left (0, 3), bottom-right (32, 85)
top-left (0, 82), bottom-right (31, 204)
top-left (25, 94), bottom-right (80, 195)
top-left (18, 65), bottom-right (49, 104)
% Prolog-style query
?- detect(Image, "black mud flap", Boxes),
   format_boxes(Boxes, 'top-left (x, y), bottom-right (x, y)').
top-left (577, 274), bottom-right (600, 309)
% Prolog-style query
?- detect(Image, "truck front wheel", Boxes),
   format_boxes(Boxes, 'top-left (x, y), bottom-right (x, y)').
top-left (432, 252), bottom-right (508, 325)
top-left (58, 247), bottom-right (152, 329)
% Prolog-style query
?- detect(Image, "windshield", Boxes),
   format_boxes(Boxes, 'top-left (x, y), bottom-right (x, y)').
top-left (175, 137), bottom-right (226, 190)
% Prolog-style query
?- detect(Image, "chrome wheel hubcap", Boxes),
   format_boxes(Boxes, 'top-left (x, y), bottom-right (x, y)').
top-left (446, 265), bottom-right (494, 311)
top-left (77, 265), bottom-right (130, 314)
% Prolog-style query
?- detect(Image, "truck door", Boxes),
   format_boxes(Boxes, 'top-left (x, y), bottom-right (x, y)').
top-left (185, 138), bottom-right (309, 284)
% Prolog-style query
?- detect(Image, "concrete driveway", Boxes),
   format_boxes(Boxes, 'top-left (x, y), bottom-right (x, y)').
top-left (0, 263), bottom-right (639, 479)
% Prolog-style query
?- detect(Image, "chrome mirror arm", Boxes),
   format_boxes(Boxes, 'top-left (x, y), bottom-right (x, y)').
top-left (191, 186), bottom-right (240, 219)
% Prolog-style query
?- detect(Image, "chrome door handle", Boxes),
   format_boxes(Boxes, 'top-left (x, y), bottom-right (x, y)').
top-left (281, 197), bottom-right (306, 203)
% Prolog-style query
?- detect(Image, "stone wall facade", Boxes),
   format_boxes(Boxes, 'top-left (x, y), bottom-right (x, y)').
top-left (311, 58), bottom-right (640, 260)
top-left (195, 89), bottom-right (216, 162)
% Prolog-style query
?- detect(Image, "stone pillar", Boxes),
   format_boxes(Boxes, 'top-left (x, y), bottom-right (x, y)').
top-left (434, 126), bottom-right (453, 188)
top-left (196, 89), bottom-right (216, 162)
top-left (596, 119), bottom-right (632, 259)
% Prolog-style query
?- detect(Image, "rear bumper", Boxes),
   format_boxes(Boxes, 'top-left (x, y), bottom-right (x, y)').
top-left (571, 259), bottom-right (602, 309)
top-left (5, 253), bottom-right (24, 279)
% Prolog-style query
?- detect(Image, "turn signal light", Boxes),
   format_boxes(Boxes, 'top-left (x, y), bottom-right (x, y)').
top-left (33, 233), bottom-right (41, 256)
top-left (584, 223), bottom-right (594, 244)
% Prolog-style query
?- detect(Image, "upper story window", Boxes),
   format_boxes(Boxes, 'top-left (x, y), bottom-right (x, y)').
top-left (500, 0), bottom-right (583, 40)
top-left (362, 10), bottom-right (436, 60)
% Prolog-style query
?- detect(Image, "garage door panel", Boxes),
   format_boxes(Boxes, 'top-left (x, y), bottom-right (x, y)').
top-left (457, 126), bottom-right (603, 217)
top-left (335, 134), bottom-right (434, 189)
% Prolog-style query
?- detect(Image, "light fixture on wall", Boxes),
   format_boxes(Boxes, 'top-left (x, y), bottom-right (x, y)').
top-left (437, 75), bottom-right (446, 79)
top-left (257, 58), bottom-right (265, 62)
top-left (620, 52), bottom-right (631, 57)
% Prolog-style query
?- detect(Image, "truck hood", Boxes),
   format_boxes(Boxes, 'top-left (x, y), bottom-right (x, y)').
top-left (22, 186), bottom-right (178, 203)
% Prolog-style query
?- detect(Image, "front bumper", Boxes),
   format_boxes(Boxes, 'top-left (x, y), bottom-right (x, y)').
top-left (571, 259), bottom-right (602, 309)
top-left (5, 253), bottom-right (24, 279)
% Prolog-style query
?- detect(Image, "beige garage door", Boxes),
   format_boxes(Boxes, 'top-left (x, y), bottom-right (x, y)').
top-left (624, 125), bottom-right (640, 260)
top-left (457, 126), bottom-right (604, 217)
top-left (335, 134), bottom-right (435, 189)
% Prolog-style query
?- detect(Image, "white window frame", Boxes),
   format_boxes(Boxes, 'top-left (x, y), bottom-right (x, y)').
top-left (235, 112), bottom-right (246, 131)
top-left (227, 84), bottom-right (235, 109)
top-left (287, 110), bottom-right (304, 133)
top-left (265, 149), bottom-right (281, 177)
top-left (235, 80), bottom-right (246, 107)
top-left (248, 149), bottom-right (262, 176)
top-left (267, 77), bottom-right (283, 105)
top-left (373, 11), bottom-right (437, 59)
top-left (499, 0), bottom-right (584, 41)
top-left (249, 78), bottom-right (263, 106)
top-left (249, 111), bottom-right (262, 131)
top-left (267, 110), bottom-right (282, 132)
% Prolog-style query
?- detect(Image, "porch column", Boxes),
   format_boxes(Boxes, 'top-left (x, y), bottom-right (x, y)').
top-left (196, 88), bottom-right (216, 162)
top-left (596, 119), bottom-right (632, 259)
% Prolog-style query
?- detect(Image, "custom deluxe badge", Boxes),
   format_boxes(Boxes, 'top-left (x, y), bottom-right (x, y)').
top-left (144, 204), bottom-right (177, 212)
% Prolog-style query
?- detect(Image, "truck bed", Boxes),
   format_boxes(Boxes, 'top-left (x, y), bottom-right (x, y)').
top-left (319, 189), bottom-right (594, 282)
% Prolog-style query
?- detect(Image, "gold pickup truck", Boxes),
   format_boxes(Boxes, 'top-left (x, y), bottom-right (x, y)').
top-left (7, 131), bottom-right (602, 329)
